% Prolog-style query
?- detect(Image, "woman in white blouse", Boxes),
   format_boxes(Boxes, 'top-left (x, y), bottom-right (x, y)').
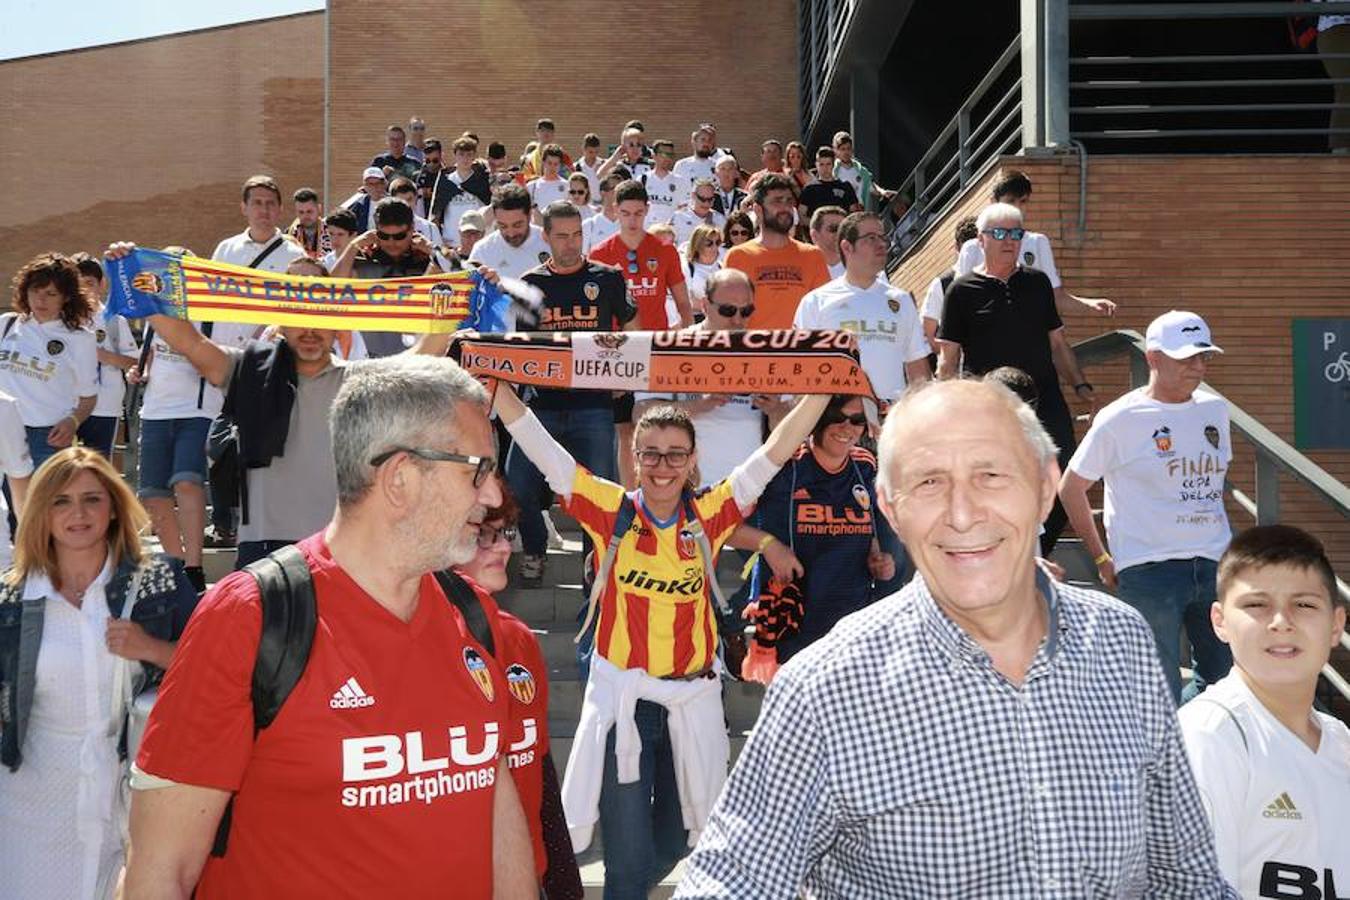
top-left (0, 447), bottom-right (198, 900)
top-left (0, 253), bottom-right (99, 467)
top-left (683, 224), bottom-right (723, 311)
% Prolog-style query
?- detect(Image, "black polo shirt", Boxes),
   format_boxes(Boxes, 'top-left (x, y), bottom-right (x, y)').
top-left (938, 266), bottom-right (1064, 402)
top-left (799, 179), bottom-right (859, 216)
top-left (520, 259), bottom-right (635, 410)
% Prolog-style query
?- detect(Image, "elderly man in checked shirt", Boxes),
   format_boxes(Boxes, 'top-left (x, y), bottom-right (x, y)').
top-left (675, 378), bottom-right (1235, 899)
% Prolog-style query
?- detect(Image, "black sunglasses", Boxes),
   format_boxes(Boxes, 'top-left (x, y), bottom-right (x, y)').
top-left (824, 412), bottom-right (868, 427)
top-left (715, 303), bottom-right (755, 319)
top-left (694, 194), bottom-right (715, 203)
top-left (568, 189), bottom-right (589, 197)
top-left (981, 226), bottom-right (1026, 241)
top-left (368, 446), bottom-right (496, 487)
top-left (376, 229), bottom-right (410, 241)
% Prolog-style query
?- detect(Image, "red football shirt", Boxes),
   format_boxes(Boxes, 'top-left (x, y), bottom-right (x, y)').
top-left (136, 535), bottom-right (509, 899)
top-left (589, 231), bottom-right (686, 330)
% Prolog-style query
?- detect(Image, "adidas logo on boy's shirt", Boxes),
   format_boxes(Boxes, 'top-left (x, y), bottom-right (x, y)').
top-left (1261, 791), bottom-right (1302, 820)
top-left (330, 676), bottom-right (376, 709)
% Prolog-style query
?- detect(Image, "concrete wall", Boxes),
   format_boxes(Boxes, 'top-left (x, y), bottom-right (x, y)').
top-left (0, 13), bottom-right (325, 278)
top-left (891, 154), bottom-right (1350, 570)
top-left (326, 0), bottom-right (800, 201)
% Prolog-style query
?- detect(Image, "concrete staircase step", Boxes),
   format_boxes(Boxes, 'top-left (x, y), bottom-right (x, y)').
top-left (202, 546), bottom-right (237, 585)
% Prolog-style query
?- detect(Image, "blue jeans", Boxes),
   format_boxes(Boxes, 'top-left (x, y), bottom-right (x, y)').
top-left (1117, 557), bottom-right (1232, 705)
top-left (138, 417), bottom-right (210, 498)
top-left (507, 405), bottom-right (616, 556)
top-left (76, 416), bottom-right (118, 458)
top-left (24, 426), bottom-right (60, 469)
top-left (598, 700), bottom-right (688, 900)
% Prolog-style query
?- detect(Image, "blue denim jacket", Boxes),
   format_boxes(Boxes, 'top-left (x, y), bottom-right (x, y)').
top-left (0, 551), bottom-right (198, 771)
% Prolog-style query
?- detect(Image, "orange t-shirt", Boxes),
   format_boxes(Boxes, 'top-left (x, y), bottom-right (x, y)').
top-left (723, 238), bottom-right (832, 330)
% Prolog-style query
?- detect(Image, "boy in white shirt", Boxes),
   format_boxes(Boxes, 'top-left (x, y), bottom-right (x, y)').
top-left (526, 144), bottom-right (570, 223)
top-left (1178, 524), bottom-right (1348, 899)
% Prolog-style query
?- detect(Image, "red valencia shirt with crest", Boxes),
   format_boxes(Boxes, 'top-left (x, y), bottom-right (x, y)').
top-left (459, 574), bottom-right (553, 877)
top-left (135, 535), bottom-right (509, 899)
top-left (589, 232), bottom-right (686, 330)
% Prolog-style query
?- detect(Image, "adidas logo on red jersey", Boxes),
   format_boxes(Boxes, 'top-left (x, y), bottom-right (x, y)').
top-left (331, 676), bottom-right (376, 709)
top-left (792, 488), bottom-right (811, 500)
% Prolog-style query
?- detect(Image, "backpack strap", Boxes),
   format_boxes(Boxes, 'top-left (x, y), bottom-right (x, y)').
top-left (211, 544), bottom-right (317, 858)
top-left (679, 491), bottom-right (733, 620)
top-left (1, 312), bottom-right (18, 340)
top-left (575, 493), bottom-right (639, 644)
top-left (434, 569), bottom-right (495, 657)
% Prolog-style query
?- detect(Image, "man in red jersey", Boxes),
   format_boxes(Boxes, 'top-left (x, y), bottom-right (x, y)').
top-left (589, 179), bottom-right (692, 330)
top-left (123, 355), bottom-right (536, 900)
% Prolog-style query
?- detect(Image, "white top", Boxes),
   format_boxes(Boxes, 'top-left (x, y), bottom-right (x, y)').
top-left (670, 208), bottom-right (726, 248)
top-left (139, 321), bottom-right (253, 421)
top-left (575, 157), bottom-right (604, 198)
top-left (0, 558), bottom-right (123, 900)
top-left (686, 260), bottom-right (720, 304)
top-left (1178, 672), bottom-right (1350, 898)
top-left (833, 161), bottom-right (865, 201)
top-left (583, 213), bottom-right (619, 253)
top-left (0, 315), bottom-right (98, 427)
top-left (956, 231), bottom-right (1062, 288)
top-left (526, 176), bottom-right (570, 211)
top-left (468, 226), bottom-right (550, 331)
top-left (673, 151), bottom-right (729, 188)
top-left (439, 170), bottom-right (485, 248)
top-left (642, 170), bottom-right (689, 225)
top-left (91, 308), bottom-right (137, 418)
top-left (412, 215), bottom-right (443, 248)
top-left (0, 390), bottom-right (34, 566)
top-left (921, 272), bottom-right (947, 324)
top-left (210, 228), bottom-right (306, 275)
top-left (827, 260), bottom-right (845, 280)
top-left (1067, 387), bottom-right (1232, 571)
top-left (793, 277), bottom-right (931, 402)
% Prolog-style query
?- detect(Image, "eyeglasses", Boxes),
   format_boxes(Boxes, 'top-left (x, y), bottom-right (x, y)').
top-left (824, 412), bottom-right (868, 427)
top-left (728, 229), bottom-right (751, 238)
top-left (476, 523), bottom-right (518, 549)
top-left (981, 226), bottom-right (1026, 241)
top-left (634, 448), bottom-right (692, 468)
top-left (694, 194), bottom-right (715, 203)
top-left (568, 189), bottom-right (589, 197)
top-left (714, 303), bottom-right (755, 319)
top-left (376, 229), bottom-right (410, 241)
top-left (410, 124), bottom-right (426, 132)
top-left (368, 447), bottom-right (497, 487)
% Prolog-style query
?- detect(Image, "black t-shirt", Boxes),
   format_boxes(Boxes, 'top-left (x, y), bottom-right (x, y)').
top-left (370, 152), bottom-right (421, 181)
top-left (938, 267), bottom-right (1064, 402)
top-left (521, 260), bottom-right (636, 409)
top-left (799, 179), bottom-right (859, 216)
top-left (428, 165), bottom-right (493, 226)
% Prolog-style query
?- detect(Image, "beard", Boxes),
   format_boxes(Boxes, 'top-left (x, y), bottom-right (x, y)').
top-left (395, 498), bottom-right (483, 576)
top-left (763, 210), bottom-right (794, 235)
top-left (696, 148), bottom-right (713, 158)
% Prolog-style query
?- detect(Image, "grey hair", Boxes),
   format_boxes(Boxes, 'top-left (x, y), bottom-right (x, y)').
top-left (704, 268), bottom-right (753, 306)
top-left (876, 377), bottom-right (1058, 497)
top-left (975, 202), bottom-right (1024, 232)
top-left (331, 355), bottom-right (488, 505)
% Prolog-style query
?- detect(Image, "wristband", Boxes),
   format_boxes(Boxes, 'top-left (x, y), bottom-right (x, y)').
top-left (1093, 551), bottom-right (1112, 566)
top-left (756, 534), bottom-right (777, 553)
top-left (1074, 382), bottom-right (1094, 394)
top-left (68, 414), bottom-right (80, 428)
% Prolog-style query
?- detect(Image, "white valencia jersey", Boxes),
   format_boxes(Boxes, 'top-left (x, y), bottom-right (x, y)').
top-left (1179, 672), bottom-right (1350, 899)
top-left (642, 171), bottom-right (689, 225)
top-left (956, 231), bottom-right (1062, 288)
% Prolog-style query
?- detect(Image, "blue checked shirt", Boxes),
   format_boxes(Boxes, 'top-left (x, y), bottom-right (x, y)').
top-left (675, 574), bottom-right (1236, 899)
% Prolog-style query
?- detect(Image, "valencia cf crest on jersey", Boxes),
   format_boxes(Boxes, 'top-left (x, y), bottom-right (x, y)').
top-left (46, 339), bottom-right (64, 356)
top-left (584, 281), bottom-right (600, 301)
top-left (1152, 426), bottom-right (1173, 454)
top-left (852, 484), bottom-right (871, 511)
top-left (1023, 251), bottom-right (1036, 266)
top-left (678, 528), bottom-right (696, 558)
top-left (505, 663), bottom-right (537, 705)
top-left (646, 258), bottom-right (659, 273)
top-left (887, 297), bottom-right (900, 313)
top-left (538, 251), bottom-right (549, 263)
top-left (95, 329), bottom-right (107, 343)
top-left (1204, 425), bottom-right (1220, 449)
top-left (462, 647), bottom-right (495, 702)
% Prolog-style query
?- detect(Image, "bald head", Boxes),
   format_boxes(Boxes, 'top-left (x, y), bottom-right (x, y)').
top-left (877, 379), bottom-right (1057, 497)
top-left (701, 269), bottom-right (755, 329)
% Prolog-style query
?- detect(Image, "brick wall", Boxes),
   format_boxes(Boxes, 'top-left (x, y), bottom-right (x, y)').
top-left (0, 13), bottom-right (324, 280)
top-left (891, 154), bottom-right (1350, 570)
top-left (327, 0), bottom-right (800, 202)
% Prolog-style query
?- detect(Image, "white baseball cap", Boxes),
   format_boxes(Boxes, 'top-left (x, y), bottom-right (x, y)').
top-left (1145, 310), bottom-right (1224, 359)
top-left (362, 166), bottom-right (386, 181)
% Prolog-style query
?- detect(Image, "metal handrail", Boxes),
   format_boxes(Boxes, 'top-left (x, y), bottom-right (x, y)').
top-left (1073, 329), bottom-right (1350, 701)
top-left (1071, 1), bottom-right (1350, 19)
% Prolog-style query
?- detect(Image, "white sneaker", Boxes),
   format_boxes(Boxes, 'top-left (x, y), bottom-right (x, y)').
top-left (544, 510), bottom-right (565, 550)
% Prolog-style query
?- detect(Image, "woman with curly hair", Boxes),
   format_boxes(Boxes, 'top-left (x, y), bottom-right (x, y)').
top-left (783, 141), bottom-right (813, 192)
top-left (722, 210), bottom-right (756, 250)
top-left (0, 447), bottom-right (199, 900)
top-left (1, 253), bottom-right (98, 467)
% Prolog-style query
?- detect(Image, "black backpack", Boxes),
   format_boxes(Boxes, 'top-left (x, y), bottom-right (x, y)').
top-left (211, 544), bottom-right (495, 856)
